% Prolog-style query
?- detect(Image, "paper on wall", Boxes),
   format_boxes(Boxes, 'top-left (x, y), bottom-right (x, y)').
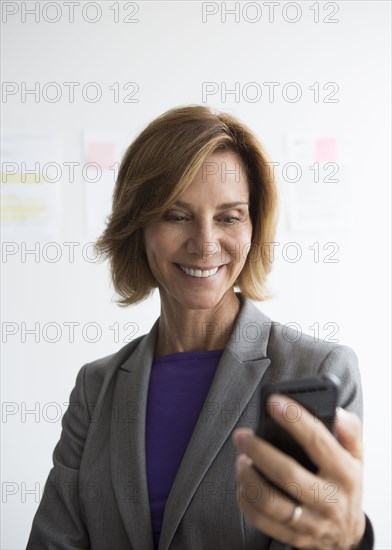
top-left (1, 131), bottom-right (63, 240)
top-left (282, 135), bottom-right (351, 232)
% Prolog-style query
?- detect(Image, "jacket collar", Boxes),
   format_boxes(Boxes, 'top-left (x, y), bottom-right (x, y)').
top-left (110, 292), bottom-right (272, 550)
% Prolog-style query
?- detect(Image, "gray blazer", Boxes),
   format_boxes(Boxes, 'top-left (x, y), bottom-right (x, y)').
top-left (27, 293), bottom-right (363, 550)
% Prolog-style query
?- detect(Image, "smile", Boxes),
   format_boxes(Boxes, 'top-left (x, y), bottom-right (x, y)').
top-left (176, 264), bottom-right (221, 278)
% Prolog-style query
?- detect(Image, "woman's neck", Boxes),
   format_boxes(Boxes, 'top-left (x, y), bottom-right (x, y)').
top-left (155, 292), bottom-right (241, 356)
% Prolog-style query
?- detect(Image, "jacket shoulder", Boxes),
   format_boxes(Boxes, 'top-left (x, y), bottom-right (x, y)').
top-left (266, 321), bottom-right (362, 418)
top-left (79, 334), bottom-right (146, 403)
top-left (268, 320), bottom-right (357, 368)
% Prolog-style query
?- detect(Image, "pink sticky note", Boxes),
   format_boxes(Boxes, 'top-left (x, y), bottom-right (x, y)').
top-left (315, 138), bottom-right (337, 162)
top-left (87, 142), bottom-right (115, 170)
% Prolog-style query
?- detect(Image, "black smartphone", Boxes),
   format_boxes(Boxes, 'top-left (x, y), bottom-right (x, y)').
top-left (255, 374), bottom-right (341, 474)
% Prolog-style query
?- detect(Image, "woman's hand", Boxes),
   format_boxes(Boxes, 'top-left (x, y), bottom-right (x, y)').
top-left (232, 395), bottom-right (366, 549)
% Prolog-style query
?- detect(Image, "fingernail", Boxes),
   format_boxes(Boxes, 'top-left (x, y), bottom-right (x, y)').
top-left (234, 429), bottom-right (252, 446)
top-left (237, 454), bottom-right (252, 467)
top-left (268, 393), bottom-right (284, 409)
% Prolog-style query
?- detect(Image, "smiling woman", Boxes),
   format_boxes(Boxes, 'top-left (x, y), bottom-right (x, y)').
top-left (93, 105), bottom-right (278, 309)
top-left (26, 105), bottom-right (374, 550)
top-left (142, 148), bottom-right (255, 355)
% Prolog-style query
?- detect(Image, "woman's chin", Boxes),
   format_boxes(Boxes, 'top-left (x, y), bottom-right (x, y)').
top-left (165, 286), bottom-right (241, 312)
top-left (164, 289), bottom-right (223, 311)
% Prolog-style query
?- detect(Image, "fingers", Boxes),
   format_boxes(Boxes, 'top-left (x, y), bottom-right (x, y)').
top-left (232, 399), bottom-right (365, 550)
top-left (236, 454), bottom-right (299, 523)
top-left (265, 394), bottom-right (356, 481)
top-left (334, 407), bottom-right (363, 460)
top-left (236, 455), bottom-right (313, 531)
top-left (235, 454), bottom-right (340, 550)
top-left (233, 429), bottom-right (339, 508)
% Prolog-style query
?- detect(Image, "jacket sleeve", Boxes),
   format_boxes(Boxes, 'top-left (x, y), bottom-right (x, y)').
top-left (317, 344), bottom-right (363, 421)
top-left (26, 365), bottom-right (91, 549)
top-left (317, 344), bottom-right (374, 550)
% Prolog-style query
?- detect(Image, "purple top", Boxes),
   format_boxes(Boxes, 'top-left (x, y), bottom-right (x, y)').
top-left (145, 349), bottom-right (224, 548)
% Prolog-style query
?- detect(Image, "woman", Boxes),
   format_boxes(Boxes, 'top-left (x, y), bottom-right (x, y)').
top-left (27, 105), bottom-right (374, 549)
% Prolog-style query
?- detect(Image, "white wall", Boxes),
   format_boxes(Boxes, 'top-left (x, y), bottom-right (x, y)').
top-left (1, 1), bottom-right (390, 547)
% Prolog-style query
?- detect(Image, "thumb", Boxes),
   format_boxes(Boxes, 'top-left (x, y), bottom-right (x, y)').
top-left (335, 407), bottom-right (363, 460)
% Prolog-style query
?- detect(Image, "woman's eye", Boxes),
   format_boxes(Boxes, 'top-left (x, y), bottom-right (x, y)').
top-left (222, 216), bottom-right (241, 224)
top-left (163, 215), bottom-right (189, 222)
top-left (163, 214), bottom-right (242, 224)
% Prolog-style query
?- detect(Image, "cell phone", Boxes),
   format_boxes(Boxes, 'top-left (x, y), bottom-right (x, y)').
top-left (255, 374), bottom-right (341, 474)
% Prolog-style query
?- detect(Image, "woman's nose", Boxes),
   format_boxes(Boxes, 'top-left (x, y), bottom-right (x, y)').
top-left (186, 220), bottom-right (221, 258)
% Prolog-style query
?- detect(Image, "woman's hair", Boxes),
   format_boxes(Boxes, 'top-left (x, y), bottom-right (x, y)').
top-left (94, 104), bottom-right (278, 306)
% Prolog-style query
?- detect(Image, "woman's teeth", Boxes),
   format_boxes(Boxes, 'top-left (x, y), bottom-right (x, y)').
top-left (178, 264), bottom-right (219, 278)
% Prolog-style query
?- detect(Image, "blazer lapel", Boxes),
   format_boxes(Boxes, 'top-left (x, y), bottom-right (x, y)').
top-left (110, 317), bottom-right (160, 550)
top-left (158, 293), bottom-right (272, 550)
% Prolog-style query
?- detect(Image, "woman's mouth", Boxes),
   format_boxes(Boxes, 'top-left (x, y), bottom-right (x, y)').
top-left (175, 263), bottom-right (222, 279)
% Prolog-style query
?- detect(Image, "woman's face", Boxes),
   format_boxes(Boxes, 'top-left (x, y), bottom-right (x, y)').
top-left (143, 150), bottom-right (253, 310)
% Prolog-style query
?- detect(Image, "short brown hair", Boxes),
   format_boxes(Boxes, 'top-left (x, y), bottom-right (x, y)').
top-left (94, 105), bottom-right (278, 306)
